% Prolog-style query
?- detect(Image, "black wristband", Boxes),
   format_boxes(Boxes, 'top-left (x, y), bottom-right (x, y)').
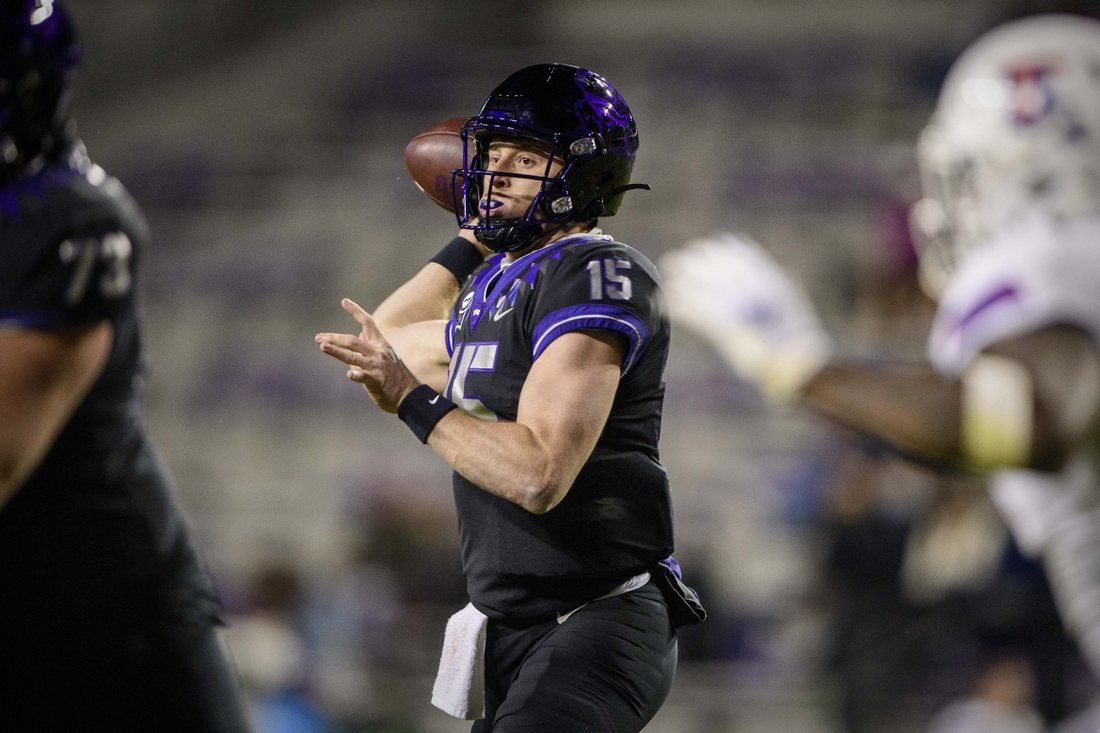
top-left (429, 236), bottom-right (485, 283)
top-left (397, 384), bottom-right (458, 443)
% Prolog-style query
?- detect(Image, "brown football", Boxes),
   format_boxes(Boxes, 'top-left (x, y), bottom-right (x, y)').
top-left (404, 116), bottom-right (468, 212)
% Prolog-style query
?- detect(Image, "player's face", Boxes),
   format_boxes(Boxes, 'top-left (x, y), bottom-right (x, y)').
top-left (480, 137), bottom-right (564, 221)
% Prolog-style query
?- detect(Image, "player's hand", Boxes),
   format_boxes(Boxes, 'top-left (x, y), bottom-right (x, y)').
top-left (316, 299), bottom-right (422, 413)
top-left (658, 232), bottom-right (832, 402)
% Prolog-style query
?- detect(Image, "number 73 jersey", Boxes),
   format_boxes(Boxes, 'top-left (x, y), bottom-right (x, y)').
top-left (444, 230), bottom-right (670, 457)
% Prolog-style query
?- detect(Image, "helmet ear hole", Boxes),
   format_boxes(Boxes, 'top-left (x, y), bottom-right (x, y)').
top-left (538, 178), bottom-right (571, 217)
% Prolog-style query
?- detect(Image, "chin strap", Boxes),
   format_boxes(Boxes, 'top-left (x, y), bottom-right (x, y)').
top-left (474, 226), bottom-right (525, 253)
top-left (476, 220), bottom-right (574, 253)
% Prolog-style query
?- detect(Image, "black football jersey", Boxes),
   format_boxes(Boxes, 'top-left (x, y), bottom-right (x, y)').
top-left (0, 145), bottom-right (216, 623)
top-left (444, 231), bottom-right (675, 619)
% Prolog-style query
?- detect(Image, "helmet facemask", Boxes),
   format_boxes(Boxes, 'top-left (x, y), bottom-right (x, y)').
top-left (911, 122), bottom-right (985, 297)
top-left (453, 122), bottom-right (602, 253)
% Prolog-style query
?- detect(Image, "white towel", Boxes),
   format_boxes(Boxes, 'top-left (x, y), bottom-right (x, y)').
top-left (431, 602), bottom-right (488, 720)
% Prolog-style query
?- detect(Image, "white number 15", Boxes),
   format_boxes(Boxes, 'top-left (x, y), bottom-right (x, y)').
top-left (587, 259), bottom-right (632, 301)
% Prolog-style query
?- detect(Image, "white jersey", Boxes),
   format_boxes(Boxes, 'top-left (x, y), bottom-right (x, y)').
top-left (928, 212), bottom-right (1100, 376)
top-left (926, 213), bottom-right (1100, 672)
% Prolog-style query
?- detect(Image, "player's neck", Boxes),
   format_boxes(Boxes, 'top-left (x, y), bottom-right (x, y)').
top-left (505, 222), bottom-right (591, 261)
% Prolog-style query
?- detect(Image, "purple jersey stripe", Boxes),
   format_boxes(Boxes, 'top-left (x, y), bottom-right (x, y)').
top-left (445, 319), bottom-right (457, 357)
top-left (0, 310), bottom-right (80, 329)
top-left (0, 188), bottom-right (19, 219)
top-left (531, 304), bottom-right (648, 373)
top-left (950, 283), bottom-right (1020, 335)
top-left (660, 556), bottom-right (683, 580)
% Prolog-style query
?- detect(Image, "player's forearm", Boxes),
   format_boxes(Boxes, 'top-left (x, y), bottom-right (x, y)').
top-left (384, 321), bottom-right (450, 392)
top-left (0, 447), bottom-right (51, 509)
top-left (0, 323), bottom-right (114, 509)
top-left (802, 331), bottom-right (1100, 474)
top-left (983, 326), bottom-right (1100, 471)
top-left (801, 360), bottom-right (964, 467)
top-left (427, 411), bottom-right (577, 514)
top-left (372, 264), bottom-right (462, 333)
top-left (373, 233), bottom-right (488, 333)
top-left (0, 423), bottom-right (72, 508)
top-left (0, 458), bottom-right (29, 508)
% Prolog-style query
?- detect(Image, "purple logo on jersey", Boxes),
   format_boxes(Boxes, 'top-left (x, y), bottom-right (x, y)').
top-left (456, 291), bottom-right (474, 329)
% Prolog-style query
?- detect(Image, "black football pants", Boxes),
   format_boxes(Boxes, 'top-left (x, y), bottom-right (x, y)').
top-left (0, 616), bottom-right (250, 733)
top-left (473, 581), bottom-right (677, 733)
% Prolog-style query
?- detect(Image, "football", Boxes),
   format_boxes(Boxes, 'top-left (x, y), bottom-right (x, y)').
top-left (404, 116), bottom-right (468, 212)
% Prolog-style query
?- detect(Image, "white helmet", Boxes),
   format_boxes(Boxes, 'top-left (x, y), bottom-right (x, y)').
top-left (912, 14), bottom-right (1100, 296)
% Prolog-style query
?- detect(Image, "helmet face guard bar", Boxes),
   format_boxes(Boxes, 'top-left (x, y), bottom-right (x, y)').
top-left (451, 117), bottom-right (603, 251)
top-left (453, 168), bottom-right (561, 229)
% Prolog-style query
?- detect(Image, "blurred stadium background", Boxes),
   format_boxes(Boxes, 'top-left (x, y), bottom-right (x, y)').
top-left (63, 1), bottom-right (1100, 731)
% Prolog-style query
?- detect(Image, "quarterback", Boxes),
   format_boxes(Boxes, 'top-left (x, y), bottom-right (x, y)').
top-left (317, 64), bottom-right (702, 731)
top-left (661, 14), bottom-right (1100, 677)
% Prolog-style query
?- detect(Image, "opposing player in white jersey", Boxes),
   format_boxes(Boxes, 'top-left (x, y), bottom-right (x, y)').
top-left (660, 13), bottom-right (1100, 673)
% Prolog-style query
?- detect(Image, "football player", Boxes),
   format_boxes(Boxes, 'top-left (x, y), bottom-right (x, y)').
top-left (660, 14), bottom-right (1100, 677)
top-left (317, 64), bottom-right (703, 732)
top-left (0, 1), bottom-right (249, 729)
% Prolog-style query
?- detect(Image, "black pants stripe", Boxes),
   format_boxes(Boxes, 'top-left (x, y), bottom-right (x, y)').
top-left (473, 582), bottom-right (677, 733)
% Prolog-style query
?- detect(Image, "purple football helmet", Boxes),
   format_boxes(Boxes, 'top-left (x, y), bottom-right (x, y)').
top-left (0, 0), bottom-right (80, 181)
top-left (454, 64), bottom-right (649, 252)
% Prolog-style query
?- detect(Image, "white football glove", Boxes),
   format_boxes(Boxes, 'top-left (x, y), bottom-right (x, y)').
top-left (659, 232), bottom-right (832, 402)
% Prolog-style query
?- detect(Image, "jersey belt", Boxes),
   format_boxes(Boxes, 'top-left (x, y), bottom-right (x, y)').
top-left (556, 571), bottom-right (651, 623)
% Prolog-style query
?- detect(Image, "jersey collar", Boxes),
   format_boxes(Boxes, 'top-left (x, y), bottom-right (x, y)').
top-left (467, 230), bottom-right (612, 332)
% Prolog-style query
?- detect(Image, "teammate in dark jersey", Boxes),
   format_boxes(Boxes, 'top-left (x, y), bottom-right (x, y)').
top-left (317, 64), bottom-right (702, 732)
top-left (0, 2), bottom-right (248, 730)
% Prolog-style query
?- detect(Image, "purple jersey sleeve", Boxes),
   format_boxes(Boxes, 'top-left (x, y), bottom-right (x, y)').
top-left (526, 243), bottom-right (661, 374)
